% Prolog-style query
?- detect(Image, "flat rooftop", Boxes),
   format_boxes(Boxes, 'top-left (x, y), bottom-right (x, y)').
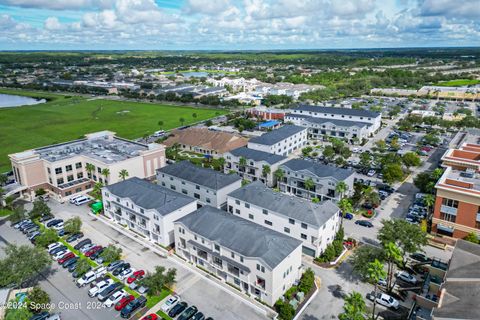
top-left (439, 168), bottom-right (480, 192)
top-left (33, 131), bottom-right (150, 164)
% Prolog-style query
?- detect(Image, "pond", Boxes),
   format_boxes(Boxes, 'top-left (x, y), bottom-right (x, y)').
top-left (181, 71), bottom-right (224, 78)
top-left (0, 94), bottom-right (46, 108)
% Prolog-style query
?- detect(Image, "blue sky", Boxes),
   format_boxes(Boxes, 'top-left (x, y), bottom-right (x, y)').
top-left (0, 0), bottom-right (478, 50)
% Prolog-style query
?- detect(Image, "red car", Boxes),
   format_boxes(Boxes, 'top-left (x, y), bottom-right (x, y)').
top-left (115, 294), bottom-right (135, 311)
top-left (58, 252), bottom-right (75, 264)
top-left (127, 270), bottom-right (145, 284)
top-left (141, 314), bottom-right (158, 320)
top-left (85, 245), bottom-right (103, 257)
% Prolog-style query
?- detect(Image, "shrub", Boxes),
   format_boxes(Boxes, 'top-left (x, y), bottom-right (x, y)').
top-left (298, 268), bottom-right (315, 294)
top-left (284, 286), bottom-right (298, 300)
top-left (275, 299), bottom-right (295, 320)
top-left (333, 239), bottom-right (344, 257)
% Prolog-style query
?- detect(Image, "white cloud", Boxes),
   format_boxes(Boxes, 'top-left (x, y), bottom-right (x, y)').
top-left (0, 0), bottom-right (115, 10)
top-left (44, 17), bottom-right (62, 30)
top-left (184, 0), bottom-right (232, 15)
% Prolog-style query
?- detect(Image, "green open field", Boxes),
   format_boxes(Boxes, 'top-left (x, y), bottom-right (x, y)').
top-left (0, 88), bottom-right (228, 172)
top-left (435, 79), bottom-right (480, 87)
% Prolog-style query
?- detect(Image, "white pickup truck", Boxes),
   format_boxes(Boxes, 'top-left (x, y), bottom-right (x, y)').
top-left (76, 266), bottom-right (107, 287)
top-left (88, 279), bottom-right (114, 297)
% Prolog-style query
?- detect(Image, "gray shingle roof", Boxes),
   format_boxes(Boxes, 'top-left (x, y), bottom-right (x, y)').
top-left (228, 147), bottom-right (287, 165)
top-left (158, 161), bottom-right (241, 190)
top-left (287, 114), bottom-right (371, 128)
top-left (249, 125), bottom-right (306, 146)
top-left (177, 206), bottom-right (302, 269)
top-left (281, 159), bottom-right (354, 180)
top-left (228, 181), bottom-right (339, 228)
top-left (104, 177), bottom-right (195, 216)
top-left (295, 105), bottom-right (380, 118)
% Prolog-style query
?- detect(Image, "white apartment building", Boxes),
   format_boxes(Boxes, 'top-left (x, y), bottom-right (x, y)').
top-left (102, 177), bottom-right (197, 247)
top-left (223, 147), bottom-right (289, 187)
top-left (157, 161), bottom-right (242, 209)
top-left (286, 105), bottom-right (381, 142)
top-left (248, 125), bottom-right (308, 156)
top-left (8, 131), bottom-right (166, 201)
top-left (174, 206), bottom-right (303, 306)
top-left (227, 181), bottom-right (340, 257)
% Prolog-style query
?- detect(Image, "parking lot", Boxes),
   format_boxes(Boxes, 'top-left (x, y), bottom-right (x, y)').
top-left (39, 201), bottom-right (269, 320)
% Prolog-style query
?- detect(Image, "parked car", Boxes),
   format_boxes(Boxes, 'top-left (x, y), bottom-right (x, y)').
top-left (410, 253), bottom-right (431, 263)
top-left (127, 270), bottom-right (145, 284)
top-left (355, 220), bottom-right (373, 228)
top-left (107, 260), bottom-right (124, 272)
top-left (76, 267), bottom-right (106, 287)
top-left (137, 285), bottom-right (149, 295)
top-left (367, 169), bottom-right (376, 177)
top-left (46, 219), bottom-right (63, 228)
top-left (115, 295), bottom-right (135, 311)
top-left (49, 246), bottom-right (67, 255)
top-left (88, 279), bottom-right (114, 297)
top-left (366, 292), bottom-right (399, 309)
top-left (161, 295), bottom-right (180, 312)
top-left (396, 271), bottom-right (418, 284)
top-left (97, 282), bottom-right (123, 302)
top-left (112, 263), bottom-right (131, 276)
top-left (141, 314), bottom-right (158, 320)
top-left (29, 311), bottom-right (50, 320)
top-left (80, 243), bottom-right (95, 254)
top-left (58, 252), bottom-right (75, 264)
top-left (178, 305), bottom-right (198, 320)
top-left (120, 295), bottom-right (147, 318)
top-left (191, 312), bottom-right (205, 320)
top-left (103, 290), bottom-right (126, 308)
top-left (13, 219), bottom-right (31, 229)
top-left (89, 248), bottom-right (104, 260)
top-left (85, 245), bottom-right (103, 257)
top-left (169, 302), bottom-right (188, 318)
top-left (343, 213), bottom-right (354, 220)
top-left (62, 256), bottom-right (79, 268)
top-left (53, 250), bottom-right (70, 260)
top-left (378, 278), bottom-right (387, 287)
top-left (118, 268), bottom-right (135, 281)
top-left (66, 232), bottom-right (84, 243)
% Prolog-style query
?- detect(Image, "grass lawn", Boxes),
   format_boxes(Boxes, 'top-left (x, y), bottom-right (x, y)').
top-left (0, 88), bottom-right (228, 172)
top-left (146, 288), bottom-right (170, 309)
top-left (157, 310), bottom-right (173, 320)
top-left (435, 79), bottom-right (480, 87)
top-left (0, 208), bottom-right (13, 216)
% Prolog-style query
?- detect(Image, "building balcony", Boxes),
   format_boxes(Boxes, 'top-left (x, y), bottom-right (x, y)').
top-left (440, 205), bottom-right (457, 216)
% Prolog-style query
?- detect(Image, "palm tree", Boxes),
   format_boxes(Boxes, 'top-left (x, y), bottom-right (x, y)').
top-left (304, 178), bottom-right (315, 200)
top-left (336, 181), bottom-right (349, 199)
top-left (262, 164), bottom-right (271, 184)
top-left (338, 198), bottom-right (353, 227)
top-left (339, 291), bottom-right (367, 320)
top-left (384, 242), bottom-right (402, 293)
top-left (274, 168), bottom-right (284, 187)
top-left (142, 133), bottom-right (150, 143)
top-left (85, 163), bottom-right (95, 179)
top-left (424, 194), bottom-right (435, 216)
top-left (101, 168), bottom-right (110, 185)
top-left (367, 259), bottom-right (387, 320)
top-left (217, 157), bottom-right (225, 172)
top-left (92, 182), bottom-right (104, 200)
top-left (119, 169), bottom-right (129, 181)
top-left (238, 157), bottom-right (247, 172)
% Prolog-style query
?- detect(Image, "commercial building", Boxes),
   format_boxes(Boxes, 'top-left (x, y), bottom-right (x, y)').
top-left (163, 128), bottom-right (248, 158)
top-left (247, 125), bottom-right (308, 156)
top-left (174, 205), bottom-right (303, 306)
top-left (223, 147), bottom-right (288, 187)
top-left (285, 105), bottom-right (381, 142)
top-left (227, 181), bottom-right (341, 257)
top-left (8, 131), bottom-right (166, 201)
top-left (102, 177), bottom-right (197, 247)
top-left (278, 159), bottom-right (355, 201)
top-left (157, 160), bottom-right (242, 209)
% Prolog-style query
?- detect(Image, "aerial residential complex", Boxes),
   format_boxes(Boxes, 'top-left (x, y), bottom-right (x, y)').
top-left (223, 147), bottom-right (289, 187)
top-left (285, 105), bottom-right (382, 142)
top-left (157, 160), bottom-right (242, 209)
top-left (278, 159), bottom-right (355, 201)
top-left (102, 177), bottom-right (197, 247)
top-left (247, 125), bottom-right (308, 156)
top-left (227, 181), bottom-right (341, 257)
top-left (174, 205), bottom-right (303, 305)
top-left (433, 142), bottom-right (480, 238)
top-left (8, 131), bottom-right (166, 201)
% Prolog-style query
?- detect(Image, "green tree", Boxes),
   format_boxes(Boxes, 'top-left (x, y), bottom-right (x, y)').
top-left (64, 217), bottom-right (82, 235)
top-left (384, 242), bottom-right (402, 292)
top-left (74, 259), bottom-right (91, 277)
top-left (142, 133), bottom-right (150, 143)
top-left (275, 299), bottom-right (295, 320)
top-left (27, 286), bottom-right (50, 313)
top-left (375, 140), bottom-right (387, 152)
top-left (262, 164), bottom-right (271, 179)
top-left (464, 232), bottom-right (480, 244)
top-left (336, 181), bottom-right (349, 199)
top-left (0, 244), bottom-right (52, 287)
top-left (158, 120), bottom-right (164, 129)
top-left (179, 117), bottom-right (185, 126)
top-left (338, 198), bottom-right (353, 227)
top-left (274, 168), bottom-right (284, 186)
top-left (4, 306), bottom-right (32, 320)
top-left (298, 268), bottom-right (315, 294)
top-left (323, 146), bottom-right (335, 162)
top-left (238, 156), bottom-right (247, 168)
top-left (378, 219), bottom-right (428, 266)
top-left (99, 245), bottom-right (123, 263)
top-left (304, 178), bottom-right (315, 200)
top-left (359, 152), bottom-right (372, 168)
top-left (339, 291), bottom-right (366, 320)
top-left (382, 163), bottom-right (403, 184)
top-left (9, 206), bottom-right (27, 223)
top-left (302, 146), bottom-right (313, 157)
top-left (34, 228), bottom-right (59, 248)
top-left (402, 152), bottom-right (422, 169)
top-left (0, 173), bottom-right (8, 186)
top-left (29, 199), bottom-right (51, 220)
top-left (85, 163), bottom-right (95, 178)
top-left (101, 168), bottom-right (110, 185)
top-left (216, 157), bottom-right (226, 171)
top-left (118, 169), bottom-right (129, 181)
top-left (34, 188), bottom-right (46, 197)
top-left (140, 266), bottom-right (177, 295)
top-left (350, 245), bottom-right (385, 280)
top-left (424, 194), bottom-right (435, 215)
top-left (367, 259), bottom-right (387, 320)
top-left (192, 112), bottom-right (197, 119)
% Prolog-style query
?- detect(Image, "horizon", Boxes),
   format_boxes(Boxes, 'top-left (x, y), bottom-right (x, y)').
top-left (0, 0), bottom-right (479, 50)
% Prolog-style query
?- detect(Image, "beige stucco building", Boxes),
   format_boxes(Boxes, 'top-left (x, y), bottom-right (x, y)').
top-left (8, 131), bottom-right (166, 201)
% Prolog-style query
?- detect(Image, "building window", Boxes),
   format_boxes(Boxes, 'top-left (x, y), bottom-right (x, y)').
top-left (182, 189), bottom-right (188, 195)
top-left (301, 223), bottom-right (308, 229)
top-left (194, 193), bottom-right (200, 199)
top-left (440, 212), bottom-right (456, 223)
top-left (240, 256), bottom-right (244, 262)
top-left (77, 172), bottom-right (83, 179)
top-left (97, 167), bottom-right (101, 173)
top-left (264, 220), bottom-right (272, 226)
top-left (55, 167), bottom-right (62, 174)
top-left (284, 227), bottom-right (290, 233)
top-left (231, 252), bottom-right (235, 258)
top-left (57, 178), bottom-right (64, 185)
top-left (181, 181), bottom-right (185, 185)
top-left (75, 187), bottom-right (82, 193)
top-left (170, 185), bottom-right (176, 190)
top-left (75, 162), bottom-right (82, 169)
top-left (301, 233), bottom-right (307, 240)
top-left (140, 208), bottom-right (144, 214)
top-left (67, 175), bottom-right (74, 182)
top-left (235, 209), bottom-right (240, 214)
top-left (214, 244), bottom-right (220, 251)
top-left (161, 182), bottom-right (165, 186)
top-left (249, 214), bottom-right (254, 220)
top-left (65, 191), bottom-right (72, 196)
top-left (196, 185), bottom-right (200, 190)
top-left (289, 218), bottom-right (295, 225)
top-left (66, 165), bottom-right (72, 172)
top-left (235, 200), bottom-right (240, 205)
top-left (47, 168), bottom-right (51, 174)
top-left (442, 198), bottom-right (459, 208)
top-left (262, 209), bottom-right (268, 215)
top-left (245, 203), bottom-right (250, 208)
top-left (206, 198), bottom-right (211, 203)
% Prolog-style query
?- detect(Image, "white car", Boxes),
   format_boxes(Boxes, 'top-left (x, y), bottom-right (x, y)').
top-left (103, 290), bottom-right (126, 308)
top-left (69, 195), bottom-right (83, 204)
top-left (77, 271), bottom-right (99, 287)
top-left (118, 268), bottom-right (135, 281)
top-left (367, 170), bottom-right (376, 177)
top-left (73, 195), bottom-right (90, 206)
top-left (52, 222), bottom-right (64, 230)
top-left (53, 250), bottom-right (70, 260)
top-left (368, 292), bottom-right (399, 309)
top-left (352, 147), bottom-right (360, 153)
top-left (161, 295), bottom-right (180, 312)
top-left (396, 271), bottom-right (418, 284)
top-left (88, 279), bottom-right (114, 297)
top-left (47, 242), bottom-right (62, 251)
top-left (377, 278), bottom-right (387, 287)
